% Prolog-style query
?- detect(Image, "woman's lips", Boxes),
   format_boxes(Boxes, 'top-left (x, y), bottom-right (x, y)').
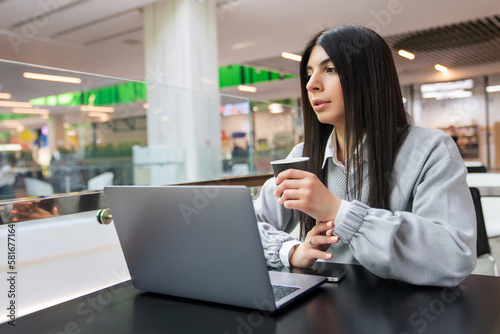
top-left (312, 100), bottom-right (330, 112)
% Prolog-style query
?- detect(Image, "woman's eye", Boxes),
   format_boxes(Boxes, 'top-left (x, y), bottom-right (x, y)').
top-left (326, 67), bottom-right (337, 73)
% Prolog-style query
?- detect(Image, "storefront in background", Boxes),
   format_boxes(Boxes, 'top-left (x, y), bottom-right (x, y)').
top-left (405, 74), bottom-right (500, 169)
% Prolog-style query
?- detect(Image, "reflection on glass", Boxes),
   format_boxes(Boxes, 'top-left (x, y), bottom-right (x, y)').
top-left (11, 200), bottom-right (59, 222)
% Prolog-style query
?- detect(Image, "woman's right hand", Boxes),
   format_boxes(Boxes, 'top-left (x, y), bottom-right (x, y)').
top-left (11, 201), bottom-right (59, 222)
top-left (289, 220), bottom-right (339, 268)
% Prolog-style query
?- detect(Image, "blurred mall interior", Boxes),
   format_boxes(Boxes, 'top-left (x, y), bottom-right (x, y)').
top-left (0, 0), bottom-right (498, 199)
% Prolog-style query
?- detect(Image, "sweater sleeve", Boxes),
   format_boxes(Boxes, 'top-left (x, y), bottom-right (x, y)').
top-left (334, 136), bottom-right (477, 287)
top-left (253, 144), bottom-right (304, 267)
top-left (254, 177), bottom-right (301, 268)
top-left (258, 222), bottom-right (301, 268)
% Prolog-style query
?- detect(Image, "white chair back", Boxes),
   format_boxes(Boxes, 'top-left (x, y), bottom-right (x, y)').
top-left (466, 173), bottom-right (500, 188)
top-left (25, 177), bottom-right (54, 197)
top-left (88, 172), bottom-right (114, 190)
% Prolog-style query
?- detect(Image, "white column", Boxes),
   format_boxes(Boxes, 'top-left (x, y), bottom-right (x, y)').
top-left (142, 0), bottom-right (221, 184)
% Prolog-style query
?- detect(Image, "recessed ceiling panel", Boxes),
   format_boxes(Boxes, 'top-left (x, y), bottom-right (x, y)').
top-left (54, 10), bottom-right (143, 45)
top-left (386, 16), bottom-right (500, 75)
top-left (0, 0), bottom-right (81, 29)
top-left (393, 16), bottom-right (500, 52)
top-left (7, 0), bottom-right (157, 40)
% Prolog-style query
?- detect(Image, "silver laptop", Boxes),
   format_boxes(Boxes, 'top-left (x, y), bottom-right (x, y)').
top-left (103, 185), bottom-right (327, 312)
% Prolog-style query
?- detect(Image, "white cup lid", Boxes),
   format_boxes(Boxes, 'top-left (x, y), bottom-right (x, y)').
top-left (271, 157), bottom-right (309, 164)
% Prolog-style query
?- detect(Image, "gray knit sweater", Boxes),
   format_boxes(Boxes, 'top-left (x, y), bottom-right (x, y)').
top-left (254, 126), bottom-right (476, 287)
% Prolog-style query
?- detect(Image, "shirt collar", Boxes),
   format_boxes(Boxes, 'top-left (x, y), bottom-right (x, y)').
top-left (322, 129), bottom-right (367, 170)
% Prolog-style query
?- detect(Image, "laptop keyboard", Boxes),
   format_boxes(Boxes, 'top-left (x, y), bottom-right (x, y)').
top-left (272, 284), bottom-right (300, 302)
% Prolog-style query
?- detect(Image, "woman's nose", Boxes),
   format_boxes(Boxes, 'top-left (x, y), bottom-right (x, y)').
top-left (306, 73), bottom-right (322, 92)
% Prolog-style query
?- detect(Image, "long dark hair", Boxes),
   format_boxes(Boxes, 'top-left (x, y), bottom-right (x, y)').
top-left (298, 25), bottom-right (411, 239)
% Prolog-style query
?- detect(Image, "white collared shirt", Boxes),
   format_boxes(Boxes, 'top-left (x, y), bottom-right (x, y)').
top-left (322, 129), bottom-right (367, 174)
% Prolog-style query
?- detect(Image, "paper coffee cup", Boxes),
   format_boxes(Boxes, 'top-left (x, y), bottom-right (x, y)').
top-left (271, 157), bottom-right (309, 178)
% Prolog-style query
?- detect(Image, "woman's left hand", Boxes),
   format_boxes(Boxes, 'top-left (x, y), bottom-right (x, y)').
top-left (274, 168), bottom-right (341, 222)
top-left (288, 220), bottom-right (338, 268)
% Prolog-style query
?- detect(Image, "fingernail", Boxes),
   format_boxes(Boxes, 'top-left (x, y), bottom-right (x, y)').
top-left (326, 253), bottom-right (332, 259)
top-left (328, 221), bottom-right (334, 227)
top-left (333, 236), bottom-right (339, 242)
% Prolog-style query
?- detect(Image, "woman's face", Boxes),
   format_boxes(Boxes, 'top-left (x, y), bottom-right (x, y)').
top-left (305, 44), bottom-right (345, 130)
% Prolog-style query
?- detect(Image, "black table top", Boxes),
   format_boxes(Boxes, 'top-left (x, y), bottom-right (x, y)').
top-left (4, 263), bottom-right (500, 334)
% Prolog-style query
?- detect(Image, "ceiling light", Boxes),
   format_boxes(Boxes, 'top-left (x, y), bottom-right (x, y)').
top-left (281, 52), bottom-right (302, 62)
top-left (87, 111), bottom-right (109, 120)
top-left (434, 64), bottom-right (448, 72)
top-left (23, 72), bottom-right (82, 84)
top-left (268, 103), bottom-right (284, 114)
top-left (12, 108), bottom-right (50, 115)
top-left (2, 121), bottom-right (22, 129)
top-left (486, 85), bottom-right (500, 93)
top-left (232, 42), bottom-right (253, 50)
top-left (0, 93), bottom-right (11, 99)
top-left (0, 101), bottom-right (33, 108)
top-left (398, 50), bottom-right (415, 60)
top-left (80, 106), bottom-right (114, 113)
top-left (238, 85), bottom-right (257, 93)
top-left (422, 89), bottom-right (472, 100)
top-left (421, 79), bottom-right (473, 93)
top-left (422, 92), bottom-right (438, 99)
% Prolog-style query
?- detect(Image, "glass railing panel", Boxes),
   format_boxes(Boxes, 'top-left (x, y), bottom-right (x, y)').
top-left (0, 59), bottom-right (301, 200)
top-left (0, 59), bottom-right (146, 200)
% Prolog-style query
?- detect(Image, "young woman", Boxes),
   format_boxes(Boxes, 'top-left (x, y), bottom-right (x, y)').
top-left (254, 25), bottom-right (476, 287)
